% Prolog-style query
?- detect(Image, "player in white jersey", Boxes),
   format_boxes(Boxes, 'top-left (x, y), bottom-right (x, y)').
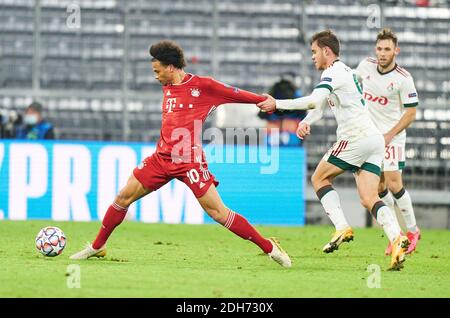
top-left (356, 28), bottom-right (420, 256)
top-left (258, 30), bottom-right (409, 270)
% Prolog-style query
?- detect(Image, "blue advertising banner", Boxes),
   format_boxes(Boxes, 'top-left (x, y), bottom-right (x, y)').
top-left (0, 140), bottom-right (305, 225)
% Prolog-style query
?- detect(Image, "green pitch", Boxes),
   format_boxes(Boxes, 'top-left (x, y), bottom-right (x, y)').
top-left (0, 220), bottom-right (449, 298)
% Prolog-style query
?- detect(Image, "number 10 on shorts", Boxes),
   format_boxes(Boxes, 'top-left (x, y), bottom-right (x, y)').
top-left (186, 169), bottom-right (200, 184)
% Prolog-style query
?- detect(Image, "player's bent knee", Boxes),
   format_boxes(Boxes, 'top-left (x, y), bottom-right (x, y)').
top-left (205, 207), bottom-right (227, 224)
top-left (311, 174), bottom-right (317, 186)
top-left (115, 193), bottom-right (133, 209)
top-left (360, 196), bottom-right (377, 210)
top-left (311, 175), bottom-right (331, 191)
top-left (359, 198), bottom-right (370, 210)
top-left (385, 173), bottom-right (403, 193)
top-left (388, 181), bottom-right (403, 194)
top-left (311, 173), bottom-right (322, 190)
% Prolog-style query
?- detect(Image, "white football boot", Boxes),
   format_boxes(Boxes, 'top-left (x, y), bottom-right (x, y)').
top-left (268, 237), bottom-right (292, 268)
top-left (69, 243), bottom-right (106, 260)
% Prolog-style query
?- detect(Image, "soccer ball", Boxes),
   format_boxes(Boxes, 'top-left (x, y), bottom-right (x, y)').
top-left (35, 226), bottom-right (66, 257)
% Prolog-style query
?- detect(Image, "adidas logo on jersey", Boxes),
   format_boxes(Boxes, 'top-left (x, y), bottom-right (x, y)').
top-left (166, 90), bottom-right (171, 96)
top-left (387, 83), bottom-right (394, 91)
top-left (199, 182), bottom-right (206, 189)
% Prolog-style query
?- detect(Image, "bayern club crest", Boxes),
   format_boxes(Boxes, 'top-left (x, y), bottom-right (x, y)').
top-left (191, 88), bottom-right (201, 97)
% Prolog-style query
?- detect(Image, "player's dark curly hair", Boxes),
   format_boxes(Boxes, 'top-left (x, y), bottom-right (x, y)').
top-left (149, 40), bottom-right (186, 69)
top-left (310, 29), bottom-right (340, 56)
top-left (376, 28), bottom-right (398, 46)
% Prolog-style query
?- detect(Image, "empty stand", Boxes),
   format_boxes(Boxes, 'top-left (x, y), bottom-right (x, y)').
top-left (0, 0), bottom-right (449, 190)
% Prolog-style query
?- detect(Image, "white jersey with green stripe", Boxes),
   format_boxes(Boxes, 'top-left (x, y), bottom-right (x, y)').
top-left (356, 57), bottom-right (419, 144)
top-left (314, 60), bottom-right (381, 142)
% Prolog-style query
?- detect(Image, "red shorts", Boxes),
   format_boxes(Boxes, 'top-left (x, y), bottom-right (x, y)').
top-left (133, 152), bottom-right (219, 198)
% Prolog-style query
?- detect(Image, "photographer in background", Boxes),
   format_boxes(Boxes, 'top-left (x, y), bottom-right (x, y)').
top-left (258, 72), bottom-right (306, 146)
top-left (0, 108), bottom-right (21, 139)
top-left (15, 102), bottom-right (54, 140)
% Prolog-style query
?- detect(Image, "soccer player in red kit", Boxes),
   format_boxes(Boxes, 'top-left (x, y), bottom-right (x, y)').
top-left (70, 40), bottom-right (292, 267)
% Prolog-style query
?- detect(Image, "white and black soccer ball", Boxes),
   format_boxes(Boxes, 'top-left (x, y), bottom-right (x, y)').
top-left (35, 226), bottom-right (66, 257)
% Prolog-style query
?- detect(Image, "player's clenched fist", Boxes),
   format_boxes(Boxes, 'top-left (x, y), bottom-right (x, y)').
top-left (296, 121), bottom-right (310, 139)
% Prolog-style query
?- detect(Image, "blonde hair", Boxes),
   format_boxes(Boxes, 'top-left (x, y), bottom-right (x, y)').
top-left (376, 28), bottom-right (398, 46)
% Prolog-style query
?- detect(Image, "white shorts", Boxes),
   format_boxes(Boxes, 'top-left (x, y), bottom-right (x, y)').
top-left (382, 140), bottom-right (406, 172)
top-left (322, 134), bottom-right (385, 176)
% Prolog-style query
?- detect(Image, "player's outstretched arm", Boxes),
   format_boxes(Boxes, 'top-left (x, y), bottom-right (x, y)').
top-left (274, 87), bottom-right (329, 111)
top-left (256, 87), bottom-right (328, 124)
top-left (206, 77), bottom-right (267, 105)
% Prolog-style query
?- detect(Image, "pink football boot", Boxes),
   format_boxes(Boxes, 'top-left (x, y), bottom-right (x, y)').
top-left (406, 227), bottom-right (421, 254)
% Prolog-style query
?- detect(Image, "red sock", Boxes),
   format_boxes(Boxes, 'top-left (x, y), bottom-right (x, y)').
top-left (224, 210), bottom-right (273, 254)
top-left (92, 203), bottom-right (127, 249)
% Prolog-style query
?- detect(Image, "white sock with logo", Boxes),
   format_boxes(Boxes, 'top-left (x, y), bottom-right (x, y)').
top-left (393, 188), bottom-right (417, 232)
top-left (317, 185), bottom-right (349, 231)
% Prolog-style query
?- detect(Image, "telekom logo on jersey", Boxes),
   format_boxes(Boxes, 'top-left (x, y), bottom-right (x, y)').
top-left (363, 92), bottom-right (388, 106)
top-left (165, 98), bottom-right (193, 112)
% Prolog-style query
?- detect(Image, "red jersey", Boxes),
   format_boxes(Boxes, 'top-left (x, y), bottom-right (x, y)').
top-left (156, 74), bottom-right (266, 162)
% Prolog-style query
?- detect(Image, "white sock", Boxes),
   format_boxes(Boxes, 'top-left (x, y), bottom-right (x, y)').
top-left (379, 188), bottom-right (395, 210)
top-left (378, 189), bottom-right (400, 233)
top-left (318, 186), bottom-right (349, 230)
top-left (393, 188), bottom-right (417, 232)
top-left (373, 202), bottom-right (401, 243)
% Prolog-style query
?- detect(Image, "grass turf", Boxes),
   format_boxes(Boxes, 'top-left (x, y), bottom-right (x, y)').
top-left (0, 220), bottom-right (449, 298)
